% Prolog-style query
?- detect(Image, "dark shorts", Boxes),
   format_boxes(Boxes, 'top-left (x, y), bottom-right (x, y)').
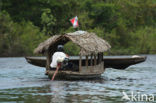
top-left (50, 68), bottom-right (56, 70)
top-left (50, 67), bottom-right (64, 70)
top-left (50, 62), bottom-right (78, 71)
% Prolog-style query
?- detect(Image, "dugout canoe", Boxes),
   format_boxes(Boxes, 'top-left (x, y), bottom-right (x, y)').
top-left (25, 55), bottom-right (146, 70)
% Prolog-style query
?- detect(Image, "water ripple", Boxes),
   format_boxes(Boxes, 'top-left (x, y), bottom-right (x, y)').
top-left (0, 55), bottom-right (156, 103)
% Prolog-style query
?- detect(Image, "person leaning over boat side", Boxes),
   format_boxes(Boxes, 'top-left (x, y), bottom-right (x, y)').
top-left (50, 45), bottom-right (69, 70)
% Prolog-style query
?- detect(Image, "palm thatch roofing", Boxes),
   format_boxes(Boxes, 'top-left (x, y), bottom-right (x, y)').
top-left (34, 31), bottom-right (111, 55)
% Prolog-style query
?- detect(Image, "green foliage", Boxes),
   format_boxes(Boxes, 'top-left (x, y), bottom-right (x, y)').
top-left (64, 41), bottom-right (80, 56)
top-left (0, 11), bottom-right (48, 56)
top-left (90, 3), bottom-right (119, 32)
top-left (17, 21), bottom-right (49, 55)
top-left (0, 0), bottom-right (156, 56)
top-left (131, 27), bottom-right (156, 54)
top-left (41, 8), bottom-right (56, 35)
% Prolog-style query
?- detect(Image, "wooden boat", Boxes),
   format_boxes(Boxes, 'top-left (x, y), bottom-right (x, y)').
top-left (103, 56), bottom-right (146, 69)
top-left (25, 56), bottom-right (146, 70)
top-left (32, 31), bottom-right (111, 80)
top-left (25, 56), bottom-right (46, 67)
top-left (29, 31), bottom-right (146, 80)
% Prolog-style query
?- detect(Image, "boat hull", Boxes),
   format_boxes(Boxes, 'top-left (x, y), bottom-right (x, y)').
top-left (25, 56), bottom-right (146, 70)
top-left (48, 70), bottom-right (102, 80)
top-left (104, 56), bottom-right (147, 69)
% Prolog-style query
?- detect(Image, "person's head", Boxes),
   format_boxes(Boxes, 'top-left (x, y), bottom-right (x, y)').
top-left (57, 45), bottom-right (64, 52)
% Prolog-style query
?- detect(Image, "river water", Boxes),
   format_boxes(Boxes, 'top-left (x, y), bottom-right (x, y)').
top-left (0, 55), bottom-right (155, 103)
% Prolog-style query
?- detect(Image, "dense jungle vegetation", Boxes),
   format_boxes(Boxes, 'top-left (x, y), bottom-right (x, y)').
top-left (0, 0), bottom-right (156, 56)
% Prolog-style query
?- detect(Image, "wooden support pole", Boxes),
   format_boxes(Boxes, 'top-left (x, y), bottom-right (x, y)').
top-left (91, 54), bottom-right (93, 66)
top-left (101, 53), bottom-right (103, 62)
top-left (46, 52), bottom-right (51, 71)
top-left (97, 53), bottom-right (100, 64)
top-left (102, 53), bottom-right (103, 61)
top-left (79, 54), bottom-right (82, 72)
top-left (97, 53), bottom-right (102, 64)
top-left (94, 54), bottom-right (96, 66)
top-left (86, 55), bottom-right (88, 68)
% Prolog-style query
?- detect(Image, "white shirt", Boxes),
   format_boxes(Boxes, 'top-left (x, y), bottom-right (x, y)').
top-left (50, 52), bottom-right (67, 68)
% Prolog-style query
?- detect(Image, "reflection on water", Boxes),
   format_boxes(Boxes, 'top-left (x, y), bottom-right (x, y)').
top-left (0, 55), bottom-right (156, 103)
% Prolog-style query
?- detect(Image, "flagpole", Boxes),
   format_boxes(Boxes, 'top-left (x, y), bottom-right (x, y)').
top-left (70, 16), bottom-right (79, 31)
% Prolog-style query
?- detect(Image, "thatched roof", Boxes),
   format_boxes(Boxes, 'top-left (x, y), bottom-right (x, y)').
top-left (34, 31), bottom-right (111, 55)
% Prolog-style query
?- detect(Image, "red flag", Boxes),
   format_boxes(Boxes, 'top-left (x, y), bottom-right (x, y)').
top-left (70, 16), bottom-right (79, 28)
